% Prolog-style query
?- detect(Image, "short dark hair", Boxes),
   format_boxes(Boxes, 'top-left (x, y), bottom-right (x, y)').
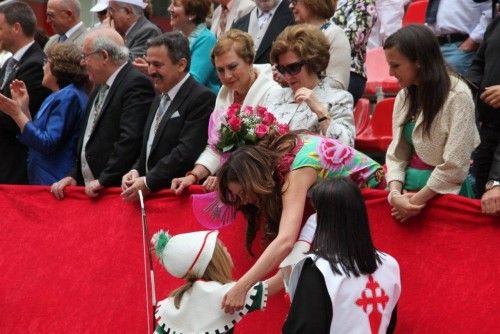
top-left (182, 0), bottom-right (211, 25)
top-left (310, 177), bottom-right (381, 277)
top-left (0, 1), bottom-right (37, 37)
top-left (147, 32), bottom-right (191, 72)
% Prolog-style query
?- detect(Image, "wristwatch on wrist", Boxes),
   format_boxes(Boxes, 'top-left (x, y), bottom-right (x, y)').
top-left (485, 180), bottom-right (500, 191)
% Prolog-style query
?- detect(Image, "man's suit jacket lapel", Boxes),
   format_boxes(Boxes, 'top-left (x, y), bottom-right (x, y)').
top-left (126, 16), bottom-right (146, 42)
top-left (92, 63), bottom-right (131, 129)
top-left (150, 76), bottom-right (194, 150)
top-left (256, 1), bottom-right (292, 61)
top-left (1, 43), bottom-right (38, 95)
top-left (69, 24), bottom-right (87, 43)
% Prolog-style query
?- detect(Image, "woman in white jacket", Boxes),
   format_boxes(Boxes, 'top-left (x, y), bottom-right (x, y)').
top-left (171, 29), bottom-right (279, 193)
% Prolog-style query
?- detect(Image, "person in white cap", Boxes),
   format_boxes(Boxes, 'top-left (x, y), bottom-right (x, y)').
top-left (90, 0), bottom-right (111, 28)
top-left (151, 229), bottom-right (269, 334)
top-left (107, 0), bottom-right (161, 60)
top-left (44, 0), bottom-right (87, 51)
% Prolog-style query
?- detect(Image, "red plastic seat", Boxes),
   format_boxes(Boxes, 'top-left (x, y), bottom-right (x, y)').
top-left (354, 98), bottom-right (370, 136)
top-left (355, 98), bottom-right (395, 152)
top-left (364, 47), bottom-right (400, 97)
top-left (402, 0), bottom-right (428, 26)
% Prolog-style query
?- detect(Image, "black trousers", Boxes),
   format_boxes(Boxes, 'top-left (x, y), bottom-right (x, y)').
top-left (473, 124), bottom-right (500, 196)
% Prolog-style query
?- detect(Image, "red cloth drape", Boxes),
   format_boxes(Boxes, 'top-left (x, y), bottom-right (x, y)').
top-left (0, 185), bottom-right (498, 333)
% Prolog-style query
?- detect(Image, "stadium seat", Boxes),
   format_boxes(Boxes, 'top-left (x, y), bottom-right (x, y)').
top-left (354, 98), bottom-right (370, 136)
top-left (355, 97), bottom-right (395, 152)
top-left (402, 0), bottom-right (428, 26)
top-left (364, 47), bottom-right (400, 97)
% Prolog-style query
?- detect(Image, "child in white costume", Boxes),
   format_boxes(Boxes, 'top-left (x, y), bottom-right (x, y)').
top-left (151, 230), bottom-right (267, 334)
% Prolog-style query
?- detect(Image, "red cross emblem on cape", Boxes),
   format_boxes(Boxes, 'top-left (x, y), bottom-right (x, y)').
top-left (355, 274), bottom-right (390, 334)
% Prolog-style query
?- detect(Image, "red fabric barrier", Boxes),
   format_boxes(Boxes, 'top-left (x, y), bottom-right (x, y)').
top-left (0, 185), bottom-right (498, 333)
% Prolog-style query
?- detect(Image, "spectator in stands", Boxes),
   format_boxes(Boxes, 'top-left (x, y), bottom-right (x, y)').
top-left (287, 0), bottom-right (351, 90)
top-left (265, 24), bottom-right (355, 146)
top-left (384, 25), bottom-right (480, 223)
top-left (425, 0), bottom-right (492, 76)
top-left (121, 32), bottom-right (215, 201)
top-left (216, 130), bottom-right (384, 314)
top-left (367, 0), bottom-right (409, 49)
top-left (168, 0), bottom-right (220, 94)
top-left (231, 0), bottom-right (294, 64)
top-left (44, 0), bottom-right (87, 51)
top-left (90, 0), bottom-right (111, 28)
top-left (468, 15), bottom-right (500, 216)
top-left (108, 0), bottom-right (161, 59)
top-left (170, 29), bottom-right (279, 193)
top-left (282, 178), bottom-right (400, 334)
top-left (0, 1), bottom-right (51, 184)
top-left (332, 0), bottom-right (377, 104)
top-left (51, 28), bottom-right (155, 199)
top-left (210, 0), bottom-right (255, 38)
top-left (0, 43), bottom-right (88, 185)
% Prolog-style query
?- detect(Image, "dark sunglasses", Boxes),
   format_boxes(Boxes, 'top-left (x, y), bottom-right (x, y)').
top-left (276, 61), bottom-right (305, 76)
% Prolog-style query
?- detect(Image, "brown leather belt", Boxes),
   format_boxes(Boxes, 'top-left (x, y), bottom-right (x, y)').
top-left (437, 33), bottom-right (469, 45)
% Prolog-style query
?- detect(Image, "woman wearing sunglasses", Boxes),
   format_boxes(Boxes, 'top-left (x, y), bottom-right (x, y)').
top-left (265, 24), bottom-right (355, 146)
top-left (288, 0), bottom-right (351, 90)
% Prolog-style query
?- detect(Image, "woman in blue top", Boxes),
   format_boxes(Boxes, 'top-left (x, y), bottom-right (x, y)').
top-left (0, 43), bottom-right (89, 185)
top-left (169, 0), bottom-right (220, 94)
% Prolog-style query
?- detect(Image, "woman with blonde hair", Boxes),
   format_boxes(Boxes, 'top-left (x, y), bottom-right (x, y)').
top-left (171, 29), bottom-right (280, 193)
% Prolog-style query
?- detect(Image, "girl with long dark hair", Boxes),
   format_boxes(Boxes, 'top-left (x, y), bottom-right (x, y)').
top-left (384, 25), bottom-right (480, 222)
top-left (283, 178), bottom-right (400, 333)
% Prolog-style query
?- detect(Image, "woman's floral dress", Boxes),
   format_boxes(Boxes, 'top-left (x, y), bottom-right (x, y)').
top-left (291, 134), bottom-right (384, 188)
top-left (331, 0), bottom-right (377, 78)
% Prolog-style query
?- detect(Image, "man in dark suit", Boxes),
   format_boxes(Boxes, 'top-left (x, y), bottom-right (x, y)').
top-left (121, 32), bottom-right (216, 201)
top-left (232, 0), bottom-right (294, 64)
top-left (108, 0), bottom-right (161, 60)
top-left (0, 1), bottom-right (51, 184)
top-left (51, 28), bottom-right (155, 199)
top-left (44, 0), bottom-right (87, 51)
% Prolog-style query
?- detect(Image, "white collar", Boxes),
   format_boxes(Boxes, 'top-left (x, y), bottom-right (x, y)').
top-left (64, 21), bottom-right (84, 39)
top-left (105, 62), bottom-right (128, 87)
top-left (162, 73), bottom-right (190, 101)
top-left (156, 281), bottom-right (267, 334)
top-left (12, 41), bottom-right (35, 62)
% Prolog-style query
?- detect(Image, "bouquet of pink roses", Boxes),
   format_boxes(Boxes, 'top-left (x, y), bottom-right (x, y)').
top-left (216, 103), bottom-right (289, 153)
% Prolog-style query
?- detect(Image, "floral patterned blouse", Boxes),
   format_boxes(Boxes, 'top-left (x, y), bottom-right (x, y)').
top-left (331, 0), bottom-right (377, 78)
top-left (263, 81), bottom-right (355, 147)
top-left (291, 134), bottom-right (384, 188)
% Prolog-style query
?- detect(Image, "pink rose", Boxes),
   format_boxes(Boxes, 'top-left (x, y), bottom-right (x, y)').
top-left (243, 106), bottom-right (254, 115)
top-left (277, 123), bottom-right (289, 135)
top-left (228, 116), bottom-right (242, 131)
top-left (262, 112), bottom-right (276, 125)
top-left (319, 138), bottom-right (354, 169)
top-left (255, 123), bottom-right (269, 138)
top-left (227, 105), bottom-right (239, 119)
top-left (256, 106), bottom-right (267, 117)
